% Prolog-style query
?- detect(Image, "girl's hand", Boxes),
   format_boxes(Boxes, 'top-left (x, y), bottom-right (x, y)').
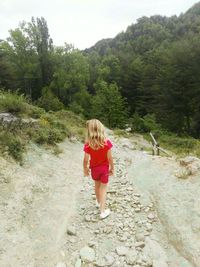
top-left (109, 168), bottom-right (114, 176)
top-left (84, 168), bottom-right (90, 177)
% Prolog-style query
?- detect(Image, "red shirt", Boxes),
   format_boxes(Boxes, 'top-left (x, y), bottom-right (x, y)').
top-left (83, 139), bottom-right (113, 168)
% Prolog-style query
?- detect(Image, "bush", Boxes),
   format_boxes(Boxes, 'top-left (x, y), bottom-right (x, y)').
top-left (130, 113), bottom-right (165, 135)
top-left (37, 87), bottom-right (64, 112)
top-left (130, 113), bottom-right (146, 132)
top-left (28, 105), bottom-right (45, 119)
top-left (69, 101), bottom-right (84, 115)
top-left (0, 131), bottom-right (24, 161)
top-left (33, 127), bottom-right (66, 145)
top-left (0, 90), bottom-right (28, 114)
top-left (0, 91), bottom-right (86, 161)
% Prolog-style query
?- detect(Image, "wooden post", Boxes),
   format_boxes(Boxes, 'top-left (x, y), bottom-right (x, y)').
top-left (150, 132), bottom-right (160, 156)
top-left (149, 132), bottom-right (171, 157)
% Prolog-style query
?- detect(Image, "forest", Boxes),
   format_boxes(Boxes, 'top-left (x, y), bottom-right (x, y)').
top-left (1, 2), bottom-right (200, 137)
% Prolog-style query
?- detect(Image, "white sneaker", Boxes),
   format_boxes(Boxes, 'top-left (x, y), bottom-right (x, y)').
top-left (100, 209), bottom-right (110, 219)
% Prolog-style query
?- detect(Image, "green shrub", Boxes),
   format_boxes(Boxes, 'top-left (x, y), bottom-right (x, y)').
top-left (48, 128), bottom-right (65, 144)
top-left (69, 102), bottom-right (84, 115)
top-left (0, 131), bottom-right (24, 161)
top-left (33, 128), bottom-right (49, 144)
top-left (0, 91), bottom-right (86, 161)
top-left (130, 113), bottom-right (165, 135)
top-left (0, 90), bottom-right (28, 114)
top-left (28, 105), bottom-right (45, 119)
top-left (130, 113), bottom-right (146, 132)
top-left (8, 137), bottom-right (24, 161)
top-left (37, 87), bottom-right (64, 112)
top-left (33, 126), bottom-right (67, 145)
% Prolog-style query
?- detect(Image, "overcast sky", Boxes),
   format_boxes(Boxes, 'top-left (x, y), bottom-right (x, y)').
top-left (0, 0), bottom-right (198, 49)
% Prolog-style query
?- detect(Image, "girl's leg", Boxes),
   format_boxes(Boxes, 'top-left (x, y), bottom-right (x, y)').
top-left (94, 180), bottom-right (101, 204)
top-left (99, 183), bottom-right (108, 212)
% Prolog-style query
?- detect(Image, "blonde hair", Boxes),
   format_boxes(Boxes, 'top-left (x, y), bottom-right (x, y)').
top-left (86, 119), bottom-right (106, 149)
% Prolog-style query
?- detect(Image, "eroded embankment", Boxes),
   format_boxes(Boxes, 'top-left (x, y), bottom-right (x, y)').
top-left (0, 134), bottom-right (199, 267)
top-left (125, 136), bottom-right (199, 267)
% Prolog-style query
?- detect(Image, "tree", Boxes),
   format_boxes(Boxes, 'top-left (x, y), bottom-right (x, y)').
top-left (156, 37), bottom-right (200, 135)
top-left (25, 17), bottom-right (54, 87)
top-left (2, 17), bottom-right (53, 99)
top-left (50, 47), bottom-right (90, 108)
top-left (91, 80), bottom-right (128, 128)
top-left (0, 40), bottom-right (16, 89)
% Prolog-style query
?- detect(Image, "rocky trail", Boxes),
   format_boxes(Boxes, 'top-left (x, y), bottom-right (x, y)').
top-left (0, 132), bottom-right (200, 267)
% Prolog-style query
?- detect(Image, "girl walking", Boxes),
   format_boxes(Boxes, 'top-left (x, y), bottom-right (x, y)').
top-left (83, 119), bottom-right (114, 219)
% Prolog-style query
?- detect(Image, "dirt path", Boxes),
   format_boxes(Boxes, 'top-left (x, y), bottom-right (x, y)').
top-left (0, 141), bottom-right (83, 267)
top-left (0, 133), bottom-right (198, 267)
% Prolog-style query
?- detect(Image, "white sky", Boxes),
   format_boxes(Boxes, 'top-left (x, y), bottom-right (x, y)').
top-left (0, 0), bottom-right (198, 49)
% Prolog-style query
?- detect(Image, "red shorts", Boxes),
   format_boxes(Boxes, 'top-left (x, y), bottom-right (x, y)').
top-left (91, 165), bottom-right (109, 184)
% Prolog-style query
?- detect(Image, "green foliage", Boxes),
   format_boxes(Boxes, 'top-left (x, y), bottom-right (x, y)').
top-left (37, 87), bottom-right (64, 111)
top-left (69, 102), bottom-right (84, 115)
top-left (2, 5), bottom-right (200, 137)
top-left (28, 110), bottom-right (85, 146)
top-left (28, 105), bottom-right (45, 119)
top-left (1, 17), bottom-right (53, 100)
top-left (0, 89), bottom-right (45, 118)
top-left (0, 91), bottom-right (85, 161)
top-left (0, 131), bottom-right (24, 161)
top-left (158, 134), bottom-right (200, 156)
top-left (33, 127), bottom-right (66, 145)
top-left (130, 113), bottom-right (164, 134)
top-left (86, 5), bottom-right (200, 137)
top-left (91, 80), bottom-right (128, 128)
top-left (50, 48), bottom-right (90, 106)
top-left (0, 90), bottom-right (29, 114)
top-left (97, 55), bottom-right (121, 83)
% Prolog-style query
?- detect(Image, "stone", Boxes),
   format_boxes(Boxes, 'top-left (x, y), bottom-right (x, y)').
top-left (146, 223), bottom-right (153, 232)
top-left (55, 263), bottom-right (66, 267)
top-left (116, 246), bottom-right (128, 256)
top-left (68, 236), bottom-right (76, 243)
top-left (88, 241), bottom-right (96, 247)
top-left (80, 246), bottom-right (95, 263)
top-left (135, 241), bottom-right (145, 248)
top-left (84, 215), bottom-right (91, 222)
top-left (95, 260), bottom-right (106, 267)
top-left (135, 233), bottom-right (145, 242)
top-left (135, 208), bottom-right (141, 213)
top-left (144, 207), bottom-right (150, 212)
top-left (125, 250), bottom-right (138, 265)
top-left (148, 213), bottom-right (155, 220)
top-left (75, 259), bottom-right (82, 267)
top-left (104, 254), bottom-right (115, 265)
top-left (67, 226), bottom-right (76, 236)
top-left (141, 253), bottom-right (152, 265)
top-left (153, 259), bottom-right (168, 267)
top-left (119, 235), bottom-right (128, 242)
top-left (179, 156), bottom-right (199, 166)
top-left (143, 238), bottom-right (168, 263)
top-left (0, 173), bottom-right (11, 184)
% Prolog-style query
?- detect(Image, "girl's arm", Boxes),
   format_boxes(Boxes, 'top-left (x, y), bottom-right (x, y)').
top-left (107, 150), bottom-right (114, 176)
top-left (83, 152), bottom-right (90, 176)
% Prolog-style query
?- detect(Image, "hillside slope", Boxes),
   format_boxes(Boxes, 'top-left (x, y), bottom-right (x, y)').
top-left (0, 132), bottom-right (199, 266)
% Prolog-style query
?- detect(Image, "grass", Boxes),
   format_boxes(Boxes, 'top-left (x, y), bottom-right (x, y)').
top-left (2, 90), bottom-right (199, 161)
top-left (114, 126), bottom-right (200, 158)
top-left (0, 90), bottom-right (86, 162)
top-left (0, 90), bottom-right (44, 118)
top-left (143, 132), bottom-right (200, 157)
top-left (113, 129), bottom-right (130, 138)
